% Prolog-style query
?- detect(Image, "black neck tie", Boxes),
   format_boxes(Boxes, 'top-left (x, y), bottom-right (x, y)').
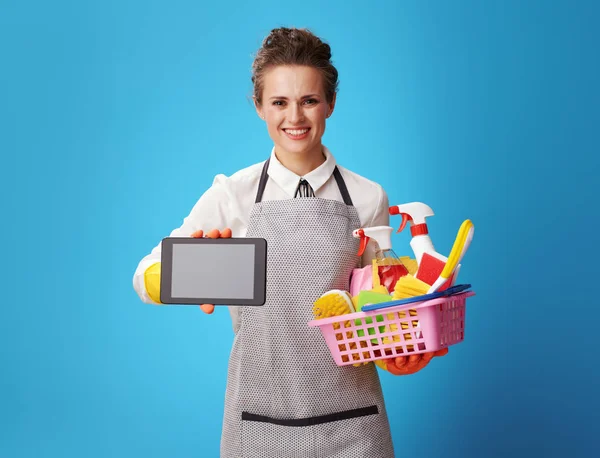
top-left (294, 178), bottom-right (315, 197)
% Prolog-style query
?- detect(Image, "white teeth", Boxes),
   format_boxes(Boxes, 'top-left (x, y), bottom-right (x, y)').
top-left (285, 129), bottom-right (308, 135)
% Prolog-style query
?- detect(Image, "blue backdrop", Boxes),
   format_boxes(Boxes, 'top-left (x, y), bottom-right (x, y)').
top-left (1, 1), bottom-right (597, 457)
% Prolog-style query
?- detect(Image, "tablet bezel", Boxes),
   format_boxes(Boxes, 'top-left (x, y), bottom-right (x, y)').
top-left (159, 237), bottom-right (267, 305)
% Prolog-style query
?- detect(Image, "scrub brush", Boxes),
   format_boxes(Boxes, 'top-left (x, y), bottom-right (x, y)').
top-left (313, 290), bottom-right (369, 366)
top-left (313, 290), bottom-right (355, 319)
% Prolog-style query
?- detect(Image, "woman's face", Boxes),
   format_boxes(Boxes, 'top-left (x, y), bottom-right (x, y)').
top-left (256, 65), bottom-right (335, 161)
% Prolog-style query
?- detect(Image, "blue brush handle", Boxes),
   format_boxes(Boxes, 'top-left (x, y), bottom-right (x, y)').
top-left (361, 284), bottom-right (472, 312)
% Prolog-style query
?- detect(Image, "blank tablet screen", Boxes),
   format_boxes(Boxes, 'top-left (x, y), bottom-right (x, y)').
top-left (160, 237), bottom-right (267, 305)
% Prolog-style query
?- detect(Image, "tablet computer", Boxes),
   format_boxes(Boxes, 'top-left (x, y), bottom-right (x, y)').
top-left (160, 237), bottom-right (267, 305)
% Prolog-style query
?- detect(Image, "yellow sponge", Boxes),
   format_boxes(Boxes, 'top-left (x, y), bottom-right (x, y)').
top-left (398, 257), bottom-right (418, 276)
top-left (392, 274), bottom-right (430, 300)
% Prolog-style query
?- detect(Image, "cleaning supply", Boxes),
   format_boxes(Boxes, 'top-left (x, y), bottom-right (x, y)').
top-left (354, 290), bottom-right (392, 344)
top-left (313, 289), bottom-right (355, 320)
top-left (361, 284), bottom-right (472, 312)
top-left (389, 202), bottom-right (458, 290)
top-left (353, 226), bottom-right (409, 293)
top-left (428, 220), bottom-right (474, 293)
top-left (392, 275), bottom-right (430, 340)
top-left (313, 290), bottom-right (367, 366)
top-left (393, 274), bottom-right (430, 299)
top-left (349, 265), bottom-right (373, 296)
top-left (398, 256), bottom-right (418, 275)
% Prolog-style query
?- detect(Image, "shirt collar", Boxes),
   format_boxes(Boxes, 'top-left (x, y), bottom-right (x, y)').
top-left (267, 146), bottom-right (337, 197)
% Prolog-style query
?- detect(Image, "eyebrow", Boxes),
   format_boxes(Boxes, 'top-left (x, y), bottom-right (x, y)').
top-left (268, 94), bottom-right (321, 100)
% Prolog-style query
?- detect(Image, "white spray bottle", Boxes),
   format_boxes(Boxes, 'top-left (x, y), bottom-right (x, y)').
top-left (388, 202), bottom-right (459, 288)
top-left (352, 226), bottom-right (408, 293)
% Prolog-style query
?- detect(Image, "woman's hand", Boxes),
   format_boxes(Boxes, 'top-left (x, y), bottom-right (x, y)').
top-left (190, 227), bottom-right (233, 314)
top-left (384, 348), bottom-right (449, 376)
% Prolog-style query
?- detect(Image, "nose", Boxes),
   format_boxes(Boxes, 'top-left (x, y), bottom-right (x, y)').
top-left (288, 103), bottom-right (305, 124)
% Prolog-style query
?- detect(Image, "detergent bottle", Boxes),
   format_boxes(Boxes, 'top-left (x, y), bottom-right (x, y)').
top-left (352, 226), bottom-right (409, 293)
top-left (388, 202), bottom-right (455, 289)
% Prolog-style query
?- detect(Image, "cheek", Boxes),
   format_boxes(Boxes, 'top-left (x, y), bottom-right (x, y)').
top-left (265, 111), bottom-right (282, 131)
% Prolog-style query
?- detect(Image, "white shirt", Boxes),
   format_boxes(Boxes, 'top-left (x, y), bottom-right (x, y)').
top-left (133, 146), bottom-right (390, 311)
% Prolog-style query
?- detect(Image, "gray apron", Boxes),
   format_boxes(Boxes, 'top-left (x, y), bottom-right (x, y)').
top-left (221, 159), bottom-right (395, 457)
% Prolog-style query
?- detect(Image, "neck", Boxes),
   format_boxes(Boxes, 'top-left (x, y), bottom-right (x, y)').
top-left (275, 144), bottom-right (326, 176)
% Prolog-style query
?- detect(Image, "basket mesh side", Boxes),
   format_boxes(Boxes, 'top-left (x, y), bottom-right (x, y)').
top-left (323, 295), bottom-right (467, 365)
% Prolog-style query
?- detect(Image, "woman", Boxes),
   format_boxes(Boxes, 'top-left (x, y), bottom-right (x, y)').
top-left (133, 27), bottom-right (445, 458)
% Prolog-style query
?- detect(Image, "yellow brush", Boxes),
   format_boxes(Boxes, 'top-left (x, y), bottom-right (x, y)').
top-left (428, 219), bottom-right (474, 293)
top-left (313, 290), bottom-right (372, 367)
top-left (313, 290), bottom-right (355, 319)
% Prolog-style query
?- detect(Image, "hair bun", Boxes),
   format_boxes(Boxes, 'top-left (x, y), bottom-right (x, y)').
top-left (252, 27), bottom-right (339, 104)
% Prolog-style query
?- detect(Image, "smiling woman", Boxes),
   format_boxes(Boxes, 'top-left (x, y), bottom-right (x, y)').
top-left (251, 28), bottom-right (338, 176)
top-left (255, 65), bottom-right (334, 176)
top-left (132, 26), bottom-right (440, 458)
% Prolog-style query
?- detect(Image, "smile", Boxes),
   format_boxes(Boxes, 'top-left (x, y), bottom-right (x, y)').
top-left (283, 128), bottom-right (310, 139)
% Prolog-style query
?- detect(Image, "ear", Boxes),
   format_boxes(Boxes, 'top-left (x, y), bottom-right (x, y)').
top-left (327, 92), bottom-right (337, 118)
top-left (253, 97), bottom-right (265, 120)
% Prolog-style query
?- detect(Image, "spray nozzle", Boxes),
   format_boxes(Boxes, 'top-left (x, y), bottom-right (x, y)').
top-left (352, 226), bottom-right (393, 256)
top-left (389, 202), bottom-right (435, 235)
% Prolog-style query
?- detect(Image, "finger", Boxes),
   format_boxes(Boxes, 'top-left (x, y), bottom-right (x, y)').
top-left (199, 303), bottom-right (215, 314)
top-left (405, 354), bottom-right (425, 371)
top-left (407, 354), bottom-right (422, 366)
top-left (191, 229), bottom-right (204, 238)
top-left (220, 228), bottom-right (232, 238)
top-left (394, 356), bottom-right (408, 367)
top-left (206, 229), bottom-right (221, 239)
top-left (433, 348), bottom-right (449, 357)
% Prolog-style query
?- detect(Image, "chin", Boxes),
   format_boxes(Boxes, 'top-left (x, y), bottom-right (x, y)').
top-left (279, 139), bottom-right (319, 155)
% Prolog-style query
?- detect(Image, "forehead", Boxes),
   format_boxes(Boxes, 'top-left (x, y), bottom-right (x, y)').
top-left (262, 65), bottom-right (325, 97)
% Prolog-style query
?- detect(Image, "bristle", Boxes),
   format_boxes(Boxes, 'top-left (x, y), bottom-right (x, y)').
top-left (313, 290), bottom-right (354, 319)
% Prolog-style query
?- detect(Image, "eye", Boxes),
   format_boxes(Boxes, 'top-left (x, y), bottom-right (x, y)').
top-left (303, 98), bottom-right (319, 105)
top-left (272, 100), bottom-right (286, 106)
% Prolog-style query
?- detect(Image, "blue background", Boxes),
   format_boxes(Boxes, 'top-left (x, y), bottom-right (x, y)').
top-left (1, 0), bottom-right (598, 457)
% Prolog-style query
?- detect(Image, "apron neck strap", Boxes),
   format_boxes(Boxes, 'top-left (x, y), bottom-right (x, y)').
top-left (255, 158), bottom-right (354, 206)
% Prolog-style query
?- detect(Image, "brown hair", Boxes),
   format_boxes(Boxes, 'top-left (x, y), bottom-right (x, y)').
top-left (252, 27), bottom-right (338, 105)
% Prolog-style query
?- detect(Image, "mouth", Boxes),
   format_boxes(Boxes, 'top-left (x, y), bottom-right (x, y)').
top-left (282, 127), bottom-right (310, 140)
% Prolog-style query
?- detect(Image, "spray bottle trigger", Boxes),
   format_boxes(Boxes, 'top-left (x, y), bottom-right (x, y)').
top-left (396, 213), bottom-right (411, 233)
top-left (358, 235), bottom-right (370, 256)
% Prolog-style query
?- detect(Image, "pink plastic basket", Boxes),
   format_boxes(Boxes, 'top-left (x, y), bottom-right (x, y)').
top-left (308, 291), bottom-right (475, 366)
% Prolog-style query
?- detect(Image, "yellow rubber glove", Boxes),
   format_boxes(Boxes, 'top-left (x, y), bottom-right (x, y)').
top-left (144, 262), bottom-right (163, 303)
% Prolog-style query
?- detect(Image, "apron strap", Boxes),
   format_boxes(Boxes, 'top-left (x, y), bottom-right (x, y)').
top-left (255, 157), bottom-right (354, 206)
top-left (255, 158), bottom-right (271, 203)
top-left (332, 166), bottom-right (353, 206)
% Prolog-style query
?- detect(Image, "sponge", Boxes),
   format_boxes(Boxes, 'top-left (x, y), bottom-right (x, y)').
top-left (415, 253), bottom-right (446, 285)
top-left (356, 290), bottom-right (393, 311)
top-left (354, 290), bottom-right (393, 344)
top-left (398, 256), bottom-right (418, 276)
top-left (392, 274), bottom-right (430, 300)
